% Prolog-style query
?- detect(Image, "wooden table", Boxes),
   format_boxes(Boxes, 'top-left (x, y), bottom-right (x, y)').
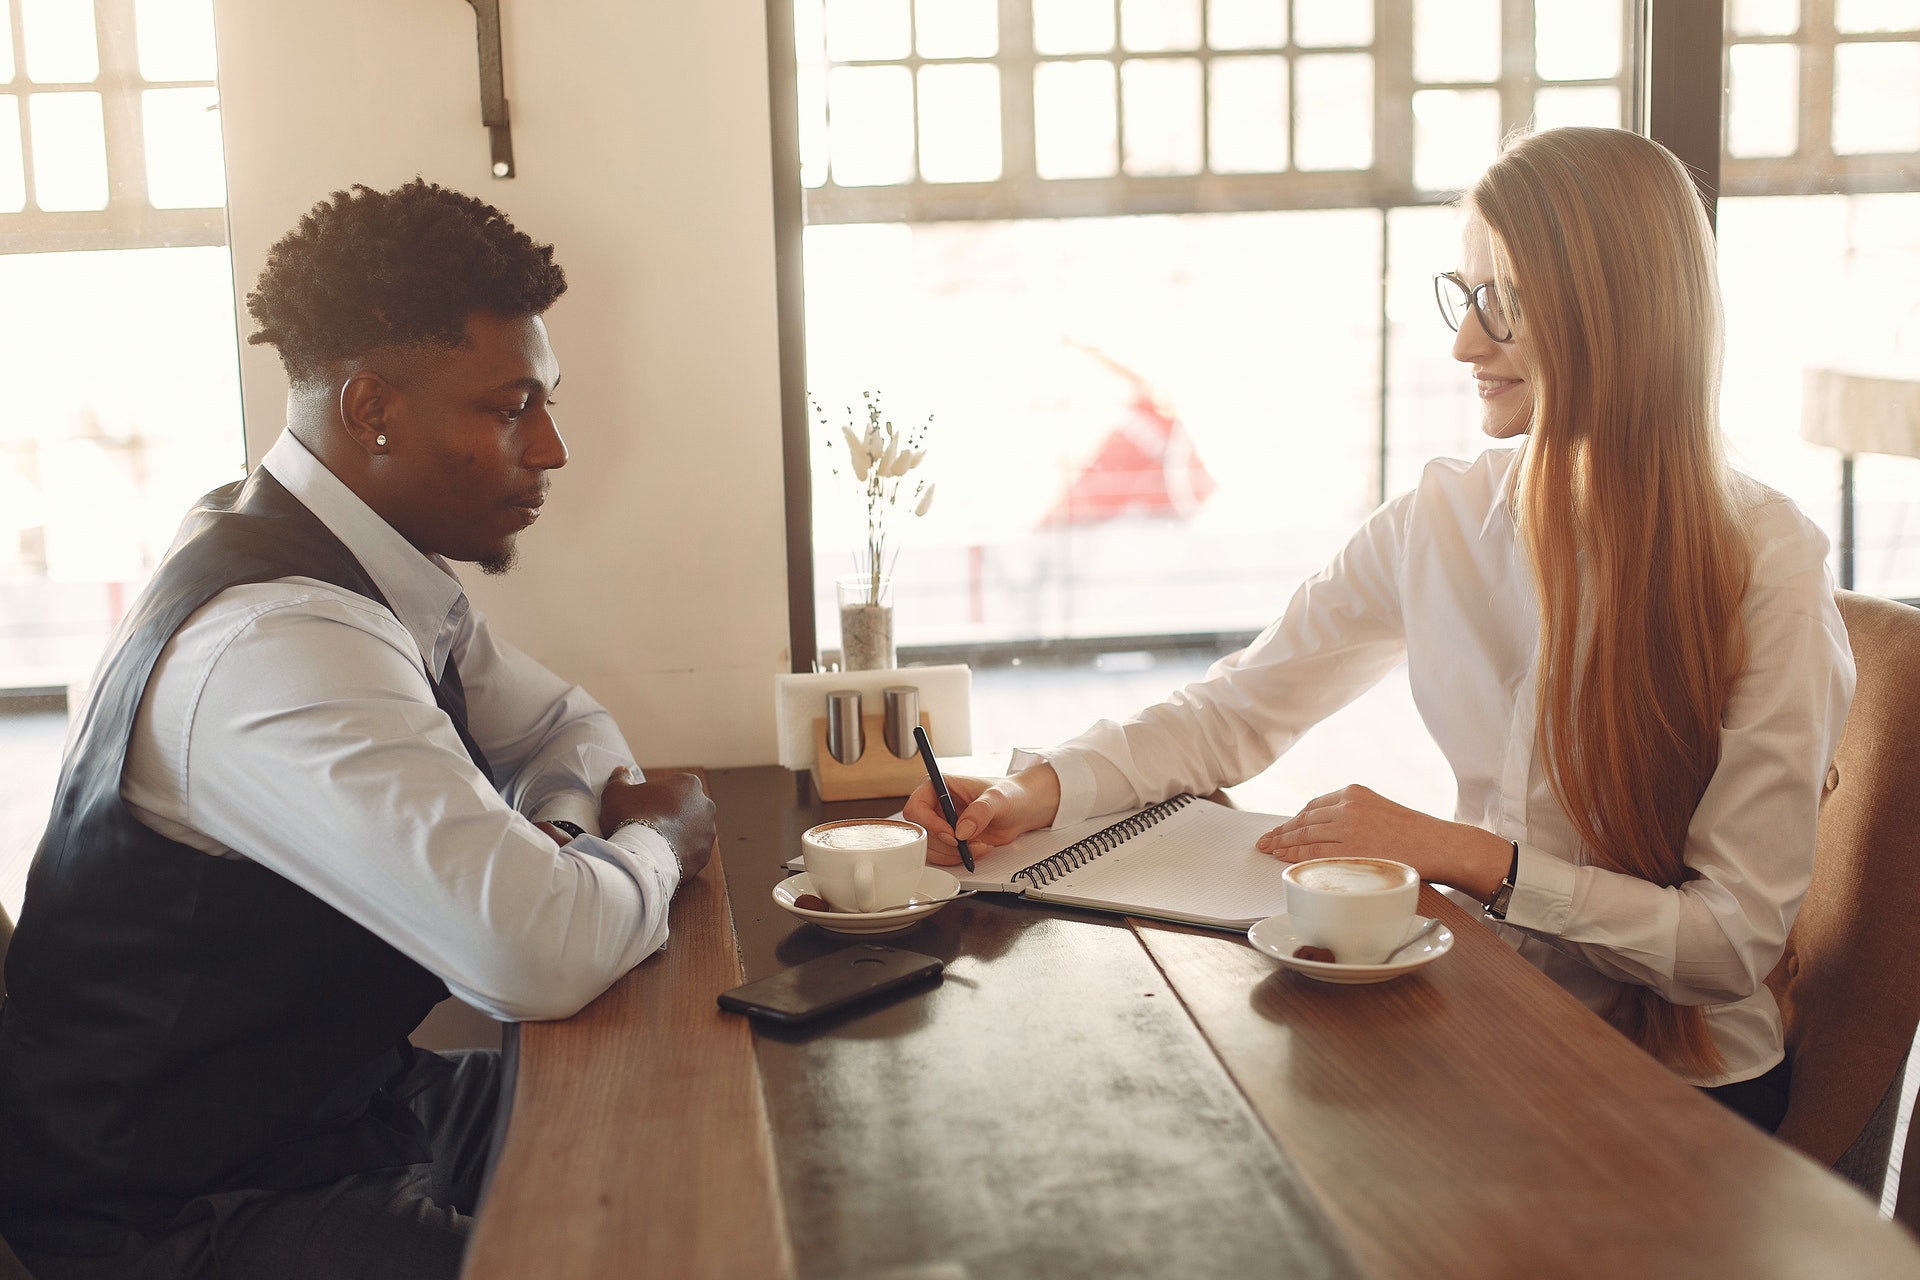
top-left (467, 766), bottom-right (1920, 1279)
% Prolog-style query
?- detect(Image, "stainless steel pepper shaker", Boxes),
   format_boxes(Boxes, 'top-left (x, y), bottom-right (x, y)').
top-left (883, 686), bottom-right (919, 759)
top-left (825, 690), bottom-right (864, 764)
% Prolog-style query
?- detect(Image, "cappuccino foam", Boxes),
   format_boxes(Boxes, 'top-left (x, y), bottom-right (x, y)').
top-left (810, 822), bottom-right (921, 851)
top-left (1290, 859), bottom-right (1409, 894)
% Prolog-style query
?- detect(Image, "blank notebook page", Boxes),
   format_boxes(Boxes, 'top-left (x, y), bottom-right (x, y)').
top-left (1037, 802), bottom-right (1293, 924)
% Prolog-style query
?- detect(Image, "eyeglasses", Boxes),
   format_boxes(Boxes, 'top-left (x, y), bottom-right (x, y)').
top-left (1434, 272), bottom-right (1514, 343)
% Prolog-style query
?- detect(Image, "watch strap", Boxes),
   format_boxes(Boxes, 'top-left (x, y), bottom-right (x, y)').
top-left (548, 819), bottom-right (587, 842)
top-left (1484, 840), bottom-right (1520, 921)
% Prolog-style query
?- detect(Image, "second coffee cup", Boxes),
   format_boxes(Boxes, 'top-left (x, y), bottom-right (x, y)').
top-left (1282, 856), bottom-right (1420, 965)
top-left (802, 818), bottom-right (927, 913)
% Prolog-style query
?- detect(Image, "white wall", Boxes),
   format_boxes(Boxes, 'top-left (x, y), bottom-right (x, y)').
top-left (210, 0), bottom-right (793, 767)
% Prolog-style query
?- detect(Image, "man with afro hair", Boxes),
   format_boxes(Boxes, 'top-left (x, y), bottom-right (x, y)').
top-left (0, 179), bottom-right (715, 1279)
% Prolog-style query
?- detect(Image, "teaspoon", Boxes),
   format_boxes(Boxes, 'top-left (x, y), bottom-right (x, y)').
top-left (1378, 918), bottom-right (1442, 965)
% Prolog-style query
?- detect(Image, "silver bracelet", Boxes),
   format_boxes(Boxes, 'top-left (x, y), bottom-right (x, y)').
top-left (610, 816), bottom-right (681, 878)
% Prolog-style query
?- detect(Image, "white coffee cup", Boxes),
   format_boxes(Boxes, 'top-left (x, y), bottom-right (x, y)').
top-left (802, 818), bottom-right (927, 914)
top-left (1282, 857), bottom-right (1421, 965)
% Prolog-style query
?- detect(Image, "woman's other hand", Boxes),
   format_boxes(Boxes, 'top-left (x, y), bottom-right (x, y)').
top-left (1256, 782), bottom-right (1511, 902)
top-left (903, 763), bottom-right (1063, 866)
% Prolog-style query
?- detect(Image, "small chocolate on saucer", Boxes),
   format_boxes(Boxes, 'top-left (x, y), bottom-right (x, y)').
top-left (1292, 944), bottom-right (1337, 963)
top-left (793, 893), bottom-right (832, 913)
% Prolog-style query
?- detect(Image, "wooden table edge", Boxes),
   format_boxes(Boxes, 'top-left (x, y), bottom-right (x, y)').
top-left (462, 769), bottom-right (796, 1280)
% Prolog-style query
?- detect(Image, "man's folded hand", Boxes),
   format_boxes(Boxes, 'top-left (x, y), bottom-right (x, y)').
top-left (599, 767), bottom-right (716, 882)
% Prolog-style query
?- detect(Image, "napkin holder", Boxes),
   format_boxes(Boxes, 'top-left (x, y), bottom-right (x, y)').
top-left (811, 711), bottom-right (936, 801)
top-left (773, 666), bottom-right (972, 803)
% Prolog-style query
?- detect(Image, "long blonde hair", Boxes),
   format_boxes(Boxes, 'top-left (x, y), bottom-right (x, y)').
top-left (1470, 128), bottom-right (1750, 1077)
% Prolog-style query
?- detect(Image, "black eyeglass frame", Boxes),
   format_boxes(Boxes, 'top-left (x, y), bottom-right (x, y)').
top-left (1433, 272), bottom-right (1515, 344)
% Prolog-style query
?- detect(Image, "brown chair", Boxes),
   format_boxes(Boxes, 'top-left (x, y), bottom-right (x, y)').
top-left (1900, 1104), bottom-right (1920, 1229)
top-left (1766, 590), bottom-right (1920, 1206)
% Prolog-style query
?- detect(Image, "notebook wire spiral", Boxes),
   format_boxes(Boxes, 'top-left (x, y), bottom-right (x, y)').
top-left (1012, 793), bottom-right (1198, 889)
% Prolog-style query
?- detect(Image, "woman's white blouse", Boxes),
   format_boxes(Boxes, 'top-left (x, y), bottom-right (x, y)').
top-left (1024, 446), bottom-right (1854, 1086)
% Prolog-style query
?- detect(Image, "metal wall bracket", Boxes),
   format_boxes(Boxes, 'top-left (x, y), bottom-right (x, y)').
top-left (463, 0), bottom-right (514, 178)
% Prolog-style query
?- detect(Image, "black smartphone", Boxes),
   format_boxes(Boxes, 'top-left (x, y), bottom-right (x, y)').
top-left (716, 945), bottom-right (943, 1025)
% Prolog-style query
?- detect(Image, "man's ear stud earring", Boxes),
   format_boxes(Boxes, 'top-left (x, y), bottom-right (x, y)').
top-left (376, 434), bottom-right (387, 447)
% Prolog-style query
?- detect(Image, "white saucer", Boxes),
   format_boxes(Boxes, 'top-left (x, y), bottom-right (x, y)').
top-left (1247, 913), bottom-right (1454, 985)
top-left (773, 867), bottom-right (965, 935)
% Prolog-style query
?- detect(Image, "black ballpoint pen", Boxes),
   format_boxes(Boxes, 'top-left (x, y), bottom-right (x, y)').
top-left (912, 725), bottom-right (974, 872)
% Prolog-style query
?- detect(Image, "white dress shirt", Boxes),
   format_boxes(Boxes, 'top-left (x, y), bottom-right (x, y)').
top-left (120, 431), bottom-right (679, 1022)
top-left (1020, 446), bottom-right (1854, 1086)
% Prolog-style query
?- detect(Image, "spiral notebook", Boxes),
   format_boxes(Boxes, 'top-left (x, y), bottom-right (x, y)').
top-left (955, 794), bottom-right (1292, 930)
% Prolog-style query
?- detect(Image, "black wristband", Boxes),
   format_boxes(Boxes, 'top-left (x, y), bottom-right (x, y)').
top-left (548, 819), bottom-right (587, 842)
top-left (1485, 839), bottom-right (1521, 921)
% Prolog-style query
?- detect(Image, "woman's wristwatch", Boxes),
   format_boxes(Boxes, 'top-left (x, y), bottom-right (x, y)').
top-left (548, 820), bottom-right (587, 842)
top-left (1484, 840), bottom-right (1521, 921)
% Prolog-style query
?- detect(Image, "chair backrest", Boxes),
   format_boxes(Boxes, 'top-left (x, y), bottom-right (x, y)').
top-left (1766, 591), bottom-right (1920, 1192)
top-left (1899, 1094), bottom-right (1920, 1229)
top-left (0, 897), bottom-right (11, 1002)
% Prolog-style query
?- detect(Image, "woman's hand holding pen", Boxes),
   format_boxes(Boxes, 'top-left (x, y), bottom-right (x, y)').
top-left (904, 762), bottom-right (1063, 866)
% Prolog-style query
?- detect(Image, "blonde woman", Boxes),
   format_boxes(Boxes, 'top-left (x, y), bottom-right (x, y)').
top-left (906, 128), bottom-right (1854, 1130)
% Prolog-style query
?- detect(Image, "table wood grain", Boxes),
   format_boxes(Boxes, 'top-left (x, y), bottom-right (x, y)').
top-left (716, 767), bottom-right (1360, 1280)
top-left (469, 767), bottom-right (1920, 1279)
top-left (714, 771), bottom-right (1359, 1280)
top-left (461, 772), bottom-right (793, 1280)
top-left (757, 909), bottom-right (1356, 1277)
top-left (1137, 887), bottom-right (1920, 1279)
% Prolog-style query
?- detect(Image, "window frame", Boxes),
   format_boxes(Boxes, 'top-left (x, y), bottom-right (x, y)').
top-left (798, 0), bottom-right (1643, 225)
top-left (1, 0), bottom-right (226, 253)
top-left (1720, 0), bottom-right (1920, 198)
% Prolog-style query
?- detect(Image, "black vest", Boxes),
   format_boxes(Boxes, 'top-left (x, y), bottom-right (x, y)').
top-left (0, 469), bottom-right (475, 1255)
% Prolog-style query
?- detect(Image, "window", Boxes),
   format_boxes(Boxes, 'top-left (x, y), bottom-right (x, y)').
top-left (1718, 0), bottom-right (1920, 599)
top-left (782, 0), bottom-right (1919, 799)
top-left (1723, 0), bottom-right (1920, 193)
top-left (797, 0), bottom-right (1636, 224)
top-left (1, 0), bottom-right (227, 249)
top-left (795, 2), bottom-right (1640, 678)
top-left (1, 0), bottom-right (242, 915)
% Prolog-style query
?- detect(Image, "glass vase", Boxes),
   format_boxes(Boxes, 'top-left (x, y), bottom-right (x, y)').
top-left (837, 573), bottom-right (895, 671)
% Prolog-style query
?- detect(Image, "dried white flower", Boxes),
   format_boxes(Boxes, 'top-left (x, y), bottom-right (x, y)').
top-left (842, 425), bottom-right (870, 472)
top-left (811, 391), bottom-right (937, 606)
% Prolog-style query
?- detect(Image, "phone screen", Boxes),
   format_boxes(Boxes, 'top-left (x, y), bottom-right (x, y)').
top-left (717, 945), bottom-right (943, 1025)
